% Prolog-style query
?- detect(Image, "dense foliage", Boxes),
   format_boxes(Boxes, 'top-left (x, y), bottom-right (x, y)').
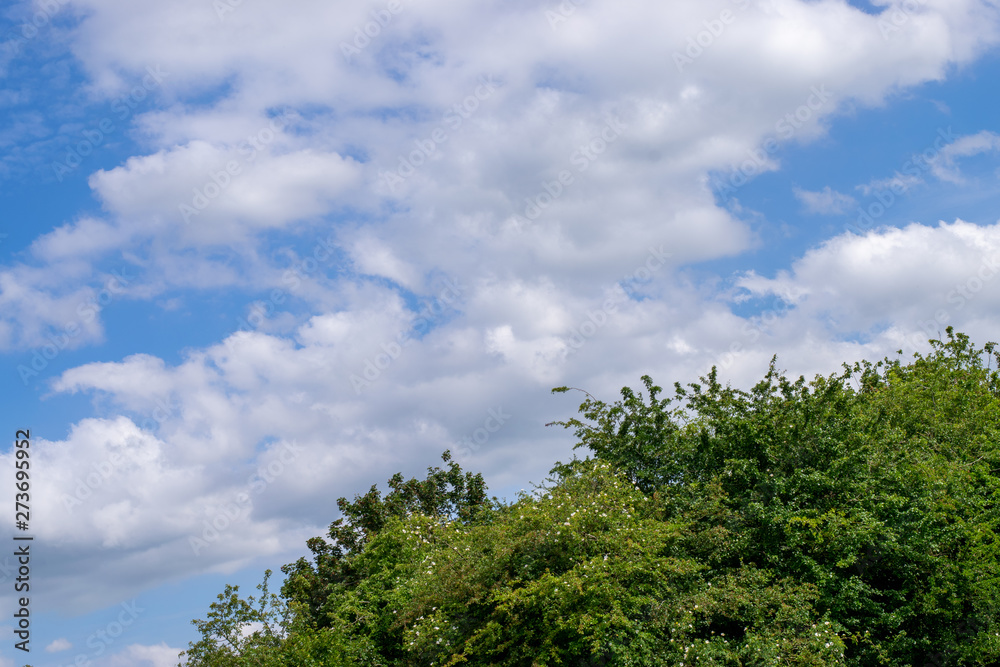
top-left (180, 329), bottom-right (1000, 666)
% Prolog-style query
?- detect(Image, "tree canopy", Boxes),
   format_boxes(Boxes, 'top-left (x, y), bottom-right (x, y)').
top-left (179, 328), bottom-right (1000, 666)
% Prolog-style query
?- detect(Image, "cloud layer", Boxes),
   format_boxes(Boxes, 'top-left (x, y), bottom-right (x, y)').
top-left (2, 1), bottom-right (1000, 650)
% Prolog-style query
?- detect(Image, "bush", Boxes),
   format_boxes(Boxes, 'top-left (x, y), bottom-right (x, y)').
top-left (182, 328), bottom-right (1000, 666)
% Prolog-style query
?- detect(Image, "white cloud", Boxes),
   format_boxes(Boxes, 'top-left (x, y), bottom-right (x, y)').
top-left (857, 129), bottom-right (1000, 196)
top-left (856, 171), bottom-right (925, 196)
top-left (348, 236), bottom-right (422, 290)
top-left (89, 140), bottom-right (362, 240)
top-left (5, 219), bottom-right (996, 614)
top-left (31, 217), bottom-right (127, 262)
top-left (0, 0), bottom-right (994, 360)
top-left (736, 219), bottom-right (1000, 342)
top-left (46, 637), bottom-right (74, 652)
top-left (107, 643), bottom-right (186, 667)
top-left (4, 0), bottom-right (1000, 620)
top-left (794, 185), bottom-right (857, 214)
top-left (928, 130), bottom-right (1000, 183)
top-left (0, 263), bottom-right (107, 351)
top-left (26, 0), bottom-right (992, 286)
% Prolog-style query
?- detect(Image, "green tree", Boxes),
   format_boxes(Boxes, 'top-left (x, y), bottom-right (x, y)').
top-left (182, 329), bottom-right (1000, 666)
top-left (178, 570), bottom-right (286, 667)
top-left (549, 328), bottom-right (1000, 665)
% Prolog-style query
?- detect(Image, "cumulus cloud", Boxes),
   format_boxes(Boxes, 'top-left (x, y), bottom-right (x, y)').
top-left (0, 264), bottom-right (108, 351)
top-left (6, 219), bottom-right (998, 613)
top-left (2, 0), bottom-right (997, 356)
top-left (736, 219), bottom-right (1000, 346)
top-left (107, 643), bottom-right (186, 667)
top-left (3, 0), bottom-right (1000, 620)
top-left (28, 0), bottom-right (994, 290)
top-left (31, 217), bottom-right (127, 263)
top-left (89, 139), bottom-right (362, 238)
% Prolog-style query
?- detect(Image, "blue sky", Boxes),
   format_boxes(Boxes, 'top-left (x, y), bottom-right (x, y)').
top-left (2, 1), bottom-right (1000, 665)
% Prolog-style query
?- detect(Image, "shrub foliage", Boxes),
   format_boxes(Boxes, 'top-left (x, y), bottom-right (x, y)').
top-left (180, 329), bottom-right (1000, 666)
